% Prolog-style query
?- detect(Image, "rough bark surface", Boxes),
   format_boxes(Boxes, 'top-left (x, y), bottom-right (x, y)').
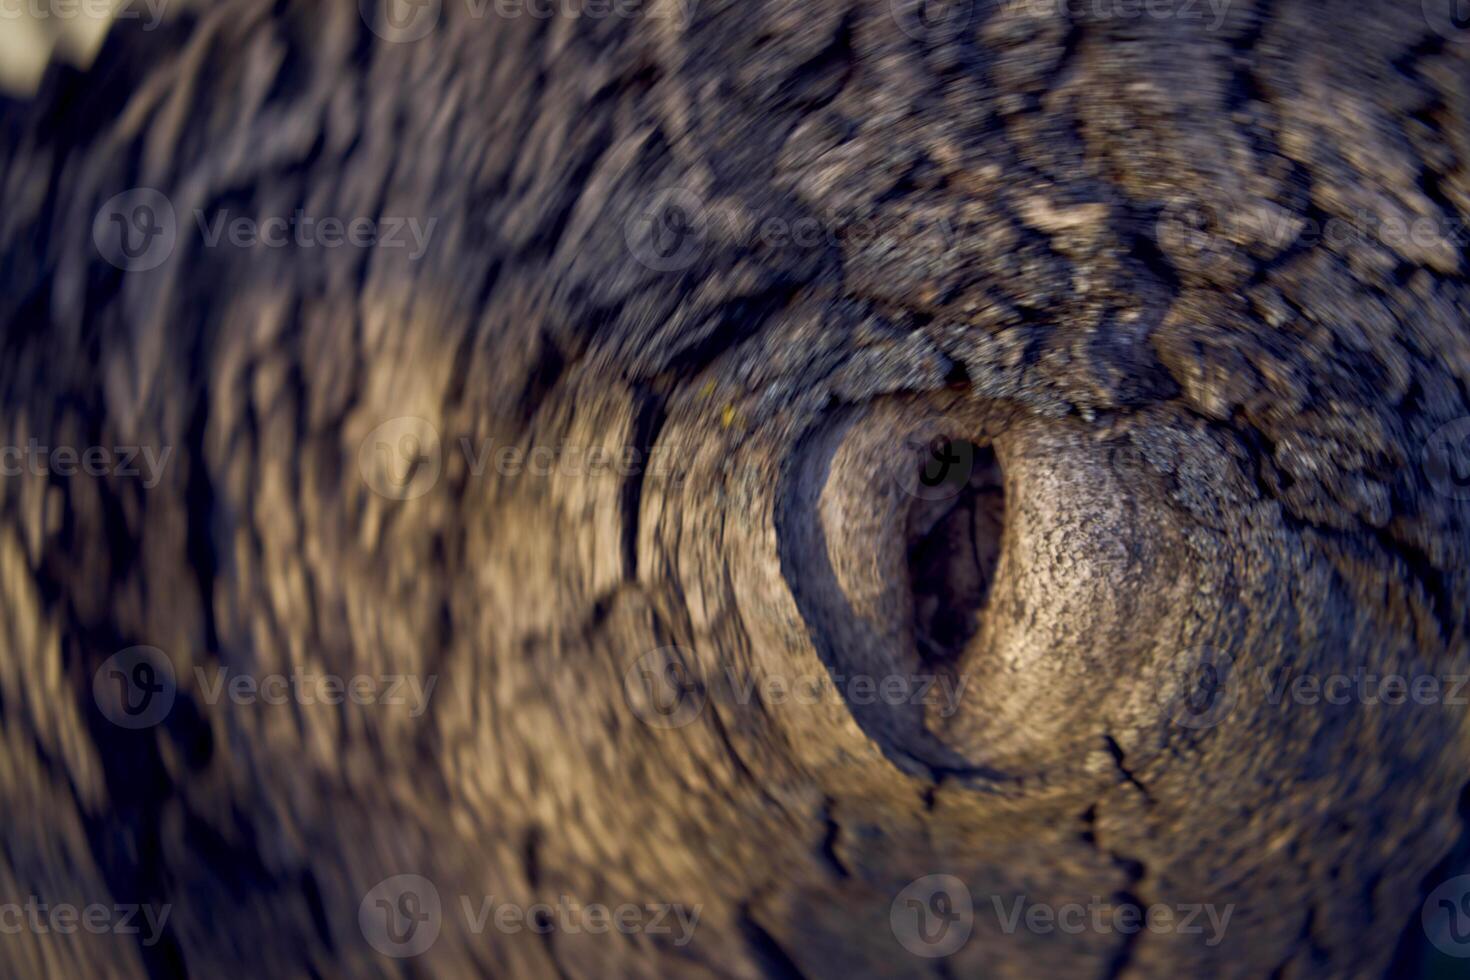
top-left (2, 0), bottom-right (1470, 976)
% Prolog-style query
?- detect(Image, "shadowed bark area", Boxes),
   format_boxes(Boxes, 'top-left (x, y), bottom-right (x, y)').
top-left (1, 0), bottom-right (1470, 976)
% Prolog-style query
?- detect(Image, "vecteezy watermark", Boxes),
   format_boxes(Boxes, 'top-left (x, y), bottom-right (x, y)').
top-left (624, 187), bottom-right (707, 272)
top-left (0, 0), bottom-right (169, 29)
top-left (897, 418), bottom-right (977, 503)
top-left (94, 191), bottom-right (438, 271)
top-left (93, 646), bottom-right (178, 729)
top-left (459, 895), bottom-right (700, 946)
top-left (360, 417), bottom-right (443, 501)
top-left (361, 875), bottom-right (442, 958)
top-left (623, 186), bottom-right (970, 273)
top-left (1423, 0), bottom-right (1470, 43)
top-left (1158, 648), bottom-right (1239, 730)
top-left (1156, 196), bottom-right (1229, 259)
top-left (1159, 196), bottom-right (1470, 261)
top-left (0, 898), bottom-right (172, 947)
top-left (890, 0), bottom-right (1230, 43)
top-left (623, 647), bottom-right (706, 730)
top-left (194, 210), bottom-right (437, 260)
top-left (1423, 874), bottom-right (1470, 958)
top-left (1259, 666), bottom-right (1470, 708)
top-left (1002, 0), bottom-right (1231, 29)
top-left (889, 0), bottom-right (974, 44)
top-left (1424, 418), bottom-right (1470, 501)
top-left (891, 875), bottom-right (974, 958)
top-left (93, 188), bottom-right (177, 272)
top-left (93, 646), bottom-right (439, 727)
top-left (723, 668), bottom-right (971, 717)
top-left (906, 436), bottom-right (975, 502)
top-left (990, 895), bottom-right (1234, 946)
top-left (0, 440), bottom-right (172, 488)
top-left (358, 417), bottom-right (685, 501)
top-left (194, 667), bottom-right (438, 718)
top-left (622, 651), bottom-right (973, 730)
top-left (1160, 654), bottom-right (1470, 729)
top-left (358, 0), bottom-right (697, 43)
top-left (457, 437), bottom-right (683, 484)
top-left (475, 0), bottom-right (693, 21)
top-left (359, 874), bottom-right (702, 959)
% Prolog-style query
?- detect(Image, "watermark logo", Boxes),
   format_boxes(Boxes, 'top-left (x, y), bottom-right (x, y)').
top-left (359, 0), bottom-right (697, 38)
top-left (460, 895), bottom-right (700, 943)
top-left (0, 440), bottom-right (172, 487)
top-left (1001, 0), bottom-right (1232, 29)
top-left (890, 0), bottom-right (973, 44)
top-left (92, 646), bottom-right (177, 729)
top-left (1259, 666), bottom-right (1468, 708)
top-left (1424, 0), bottom-right (1470, 42)
top-left (1424, 418), bottom-right (1470, 501)
top-left (898, 420), bottom-right (976, 502)
top-left (625, 187), bottom-right (707, 272)
top-left (0, 0), bottom-right (169, 28)
top-left (891, 874), bottom-right (973, 958)
top-left (359, 426), bottom-right (686, 500)
top-left (194, 210), bottom-right (437, 259)
top-left (623, 647), bottom-right (706, 729)
top-left (94, 189), bottom-right (176, 272)
top-left (0, 898), bottom-right (171, 946)
top-left (724, 667), bottom-right (971, 718)
top-left (194, 668), bottom-right (438, 717)
top-left (991, 895), bottom-right (1232, 945)
top-left (1159, 648), bottom-right (1238, 729)
top-left (1157, 195), bottom-right (1225, 258)
top-left (361, 0), bottom-right (442, 40)
top-left (358, 877), bottom-right (701, 956)
top-left (360, 417), bottom-right (444, 500)
top-left (1423, 875), bottom-right (1470, 958)
top-left (361, 874), bottom-right (443, 958)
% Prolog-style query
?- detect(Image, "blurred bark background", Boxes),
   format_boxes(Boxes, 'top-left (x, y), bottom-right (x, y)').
top-left (1, 0), bottom-right (1470, 977)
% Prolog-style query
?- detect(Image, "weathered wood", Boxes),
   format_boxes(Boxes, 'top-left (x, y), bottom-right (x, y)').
top-left (1, 0), bottom-right (1469, 976)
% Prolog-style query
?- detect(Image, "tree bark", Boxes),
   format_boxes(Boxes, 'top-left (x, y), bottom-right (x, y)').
top-left (1, 0), bottom-right (1469, 976)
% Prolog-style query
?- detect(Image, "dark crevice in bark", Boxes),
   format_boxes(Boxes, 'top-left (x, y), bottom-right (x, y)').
top-left (1365, 525), bottom-right (1459, 644)
top-left (739, 907), bottom-right (808, 980)
top-left (1102, 886), bottom-right (1146, 980)
top-left (781, 9), bottom-right (857, 115)
top-left (817, 797), bottom-right (851, 880)
top-left (907, 440), bottom-right (1005, 666)
top-left (658, 281), bottom-right (806, 383)
top-left (184, 375), bottom-right (219, 662)
top-left (1102, 735), bottom-right (1153, 805)
top-left (1385, 781), bottom-right (1470, 978)
top-left (621, 388), bottom-right (667, 582)
top-left (521, 826), bottom-right (573, 979)
top-left (298, 869), bottom-right (335, 956)
top-left (1131, 228), bottom-right (1182, 295)
top-left (25, 382), bottom-right (194, 977)
top-left (1390, 34), bottom-right (1449, 80)
top-left (523, 825), bottom-right (544, 890)
top-left (1078, 806), bottom-right (1148, 980)
top-left (73, 641), bottom-right (190, 979)
top-left (517, 333), bottom-right (569, 427)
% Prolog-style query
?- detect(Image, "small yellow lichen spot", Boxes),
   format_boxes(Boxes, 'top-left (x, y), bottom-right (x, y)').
top-left (721, 404), bottom-right (737, 428)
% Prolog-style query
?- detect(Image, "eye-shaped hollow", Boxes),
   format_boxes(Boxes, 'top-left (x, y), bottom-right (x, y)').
top-left (779, 401), bottom-right (1202, 781)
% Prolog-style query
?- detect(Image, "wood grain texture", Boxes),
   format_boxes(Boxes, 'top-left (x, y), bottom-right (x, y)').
top-left (1, 0), bottom-right (1469, 976)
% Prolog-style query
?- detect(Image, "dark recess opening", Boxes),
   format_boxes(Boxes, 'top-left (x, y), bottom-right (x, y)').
top-left (907, 440), bottom-right (1005, 664)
